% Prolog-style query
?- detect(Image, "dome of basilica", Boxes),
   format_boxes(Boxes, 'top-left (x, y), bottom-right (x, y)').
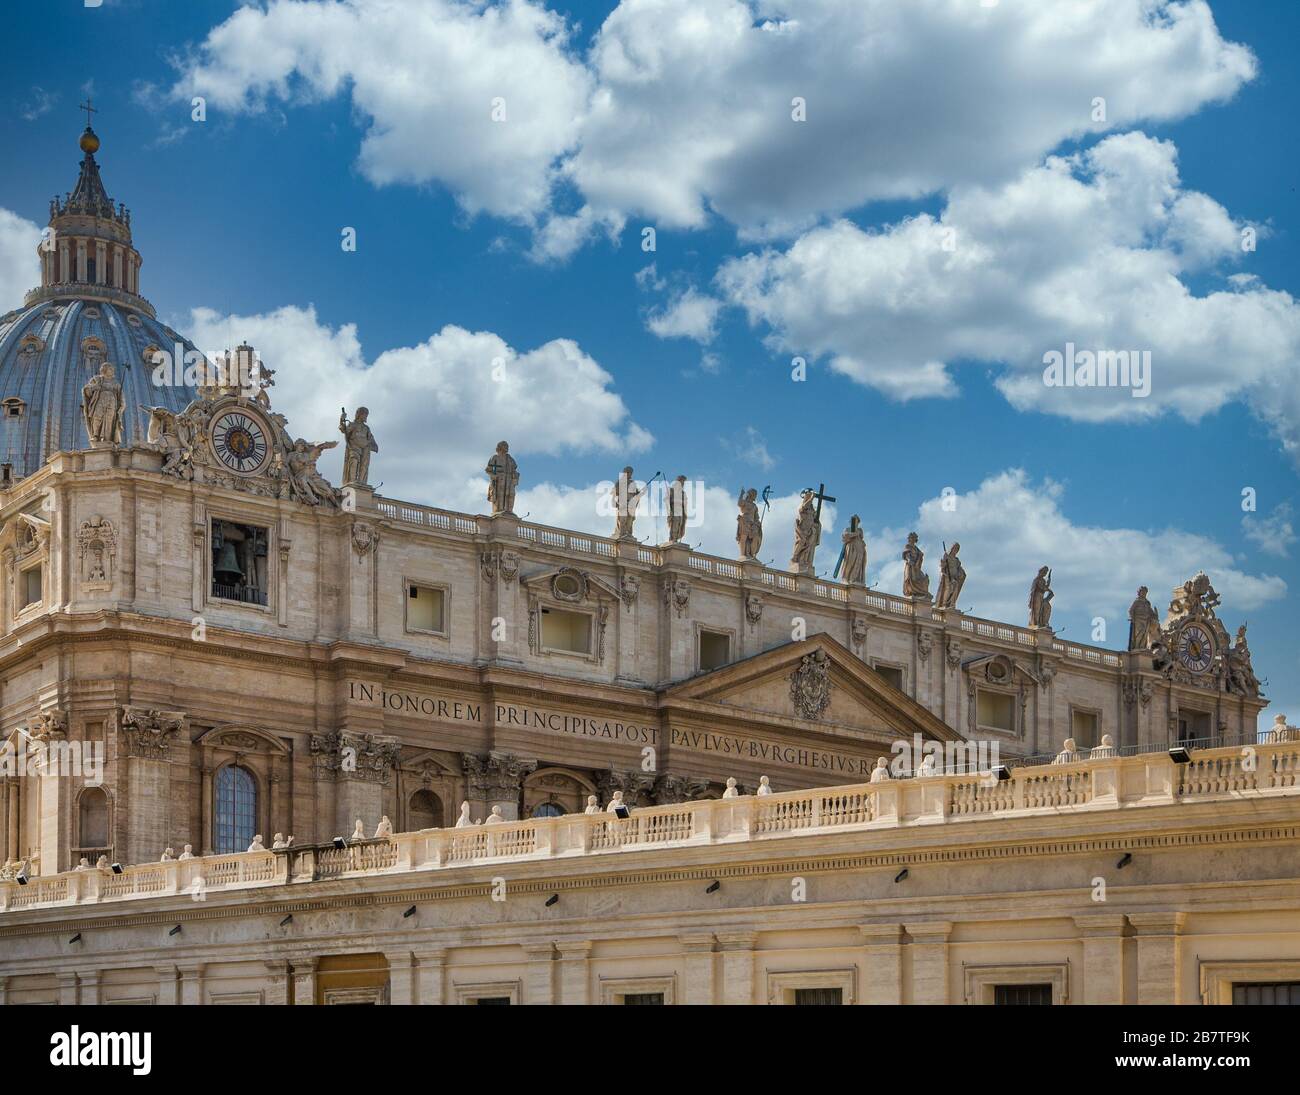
top-left (0, 123), bottom-right (201, 480)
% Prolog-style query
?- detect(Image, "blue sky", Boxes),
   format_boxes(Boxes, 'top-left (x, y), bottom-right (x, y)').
top-left (1, 0), bottom-right (1296, 724)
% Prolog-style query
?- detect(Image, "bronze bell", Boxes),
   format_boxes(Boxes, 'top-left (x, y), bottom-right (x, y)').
top-left (214, 541), bottom-right (243, 583)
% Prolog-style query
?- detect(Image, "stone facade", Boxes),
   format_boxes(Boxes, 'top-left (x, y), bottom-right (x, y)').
top-left (0, 438), bottom-right (1269, 873)
top-left (2, 740), bottom-right (1298, 1004)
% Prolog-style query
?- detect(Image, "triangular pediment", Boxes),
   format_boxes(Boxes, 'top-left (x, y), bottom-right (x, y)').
top-left (663, 634), bottom-right (962, 743)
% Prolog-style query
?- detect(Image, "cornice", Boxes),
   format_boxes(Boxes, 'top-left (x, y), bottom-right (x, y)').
top-left (4, 819), bottom-right (1296, 943)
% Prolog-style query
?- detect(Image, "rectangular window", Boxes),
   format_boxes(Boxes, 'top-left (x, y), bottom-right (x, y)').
top-left (211, 520), bottom-right (269, 607)
top-left (1232, 982), bottom-right (1300, 1005)
top-left (698, 629), bottom-right (731, 672)
top-left (793, 987), bottom-right (843, 1005)
top-left (20, 566), bottom-right (42, 609)
top-left (1177, 709), bottom-right (1212, 744)
top-left (407, 584), bottom-right (446, 633)
top-left (993, 983), bottom-right (1053, 1005)
top-left (1071, 709), bottom-right (1099, 749)
top-left (621, 993), bottom-right (665, 1005)
top-left (873, 664), bottom-right (904, 692)
top-left (977, 689), bottom-right (1015, 732)
top-left (473, 997), bottom-right (511, 1005)
top-left (540, 607), bottom-right (592, 655)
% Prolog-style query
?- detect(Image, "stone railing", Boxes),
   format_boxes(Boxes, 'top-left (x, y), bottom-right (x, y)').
top-left (371, 495), bottom-right (1129, 672)
top-left (1, 851), bottom-right (278, 912)
top-left (5, 740), bottom-right (1297, 914)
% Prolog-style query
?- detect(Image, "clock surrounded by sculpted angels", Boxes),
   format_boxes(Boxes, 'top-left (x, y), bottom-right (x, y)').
top-left (210, 409), bottom-right (271, 475)
top-left (1175, 623), bottom-right (1214, 674)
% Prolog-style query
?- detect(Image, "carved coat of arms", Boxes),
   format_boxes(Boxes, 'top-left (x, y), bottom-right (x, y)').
top-left (790, 649), bottom-right (832, 721)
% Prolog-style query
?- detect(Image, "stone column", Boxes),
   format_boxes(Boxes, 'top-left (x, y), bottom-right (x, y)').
top-left (263, 960), bottom-right (291, 1005)
top-left (292, 958), bottom-right (317, 1005)
top-left (679, 933), bottom-right (716, 1004)
top-left (860, 923), bottom-right (904, 1004)
top-left (310, 730), bottom-right (400, 838)
top-left (522, 943), bottom-right (555, 1005)
top-left (95, 240), bottom-right (106, 284)
top-left (345, 519), bottom-right (381, 640)
top-left (56, 972), bottom-right (79, 1004)
top-left (386, 950), bottom-right (415, 1005)
top-left (462, 751), bottom-right (537, 821)
top-left (414, 950), bottom-right (446, 1006)
top-left (615, 571), bottom-right (642, 684)
top-left (906, 921), bottom-right (952, 1003)
top-left (481, 540), bottom-right (524, 666)
top-left (716, 931), bottom-right (757, 1005)
top-left (119, 707), bottom-right (186, 865)
top-left (155, 966), bottom-right (180, 1006)
top-left (659, 549), bottom-right (693, 680)
top-left (178, 964), bottom-right (204, 1005)
top-left (556, 940), bottom-right (592, 1005)
top-left (1129, 912), bottom-right (1184, 1005)
top-left (1074, 913), bottom-right (1128, 1004)
top-left (79, 970), bottom-right (100, 1005)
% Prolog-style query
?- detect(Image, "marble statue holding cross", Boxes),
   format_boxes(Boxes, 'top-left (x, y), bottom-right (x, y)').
top-left (789, 484), bottom-right (833, 575)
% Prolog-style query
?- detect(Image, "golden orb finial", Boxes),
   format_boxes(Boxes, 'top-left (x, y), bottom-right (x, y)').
top-left (79, 127), bottom-right (100, 155)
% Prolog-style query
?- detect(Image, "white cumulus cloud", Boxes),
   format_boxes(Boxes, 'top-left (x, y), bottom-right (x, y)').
top-left (181, 304), bottom-right (651, 504)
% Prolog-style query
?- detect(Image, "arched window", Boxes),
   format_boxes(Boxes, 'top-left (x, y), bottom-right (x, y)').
top-left (531, 802), bottom-right (565, 818)
top-left (408, 789), bottom-right (442, 831)
top-left (78, 787), bottom-right (109, 848)
top-left (214, 765), bottom-right (257, 853)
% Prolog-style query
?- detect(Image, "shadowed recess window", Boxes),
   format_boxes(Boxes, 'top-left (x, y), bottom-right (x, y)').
top-left (474, 997), bottom-right (511, 1005)
top-left (873, 664), bottom-right (904, 692)
top-left (698, 629), bottom-right (731, 672)
top-left (214, 765), bottom-right (257, 854)
top-left (407, 584), bottom-right (446, 632)
top-left (1071, 709), bottom-right (1099, 749)
top-left (1177, 709), bottom-right (1212, 744)
top-left (794, 987), bottom-right (843, 1005)
top-left (20, 566), bottom-right (42, 609)
top-left (1233, 982), bottom-right (1300, 1005)
top-left (78, 787), bottom-right (109, 848)
top-left (408, 789), bottom-right (442, 831)
top-left (993, 983), bottom-right (1052, 1005)
top-left (541, 607), bottom-right (591, 654)
top-left (531, 802), bottom-right (565, 818)
top-left (211, 520), bottom-right (269, 606)
top-left (977, 689), bottom-right (1015, 732)
top-left (622, 993), bottom-right (665, 1005)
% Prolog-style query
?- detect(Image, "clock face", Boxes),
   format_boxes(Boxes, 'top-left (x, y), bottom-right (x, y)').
top-left (210, 410), bottom-right (271, 475)
top-left (1176, 623), bottom-right (1214, 674)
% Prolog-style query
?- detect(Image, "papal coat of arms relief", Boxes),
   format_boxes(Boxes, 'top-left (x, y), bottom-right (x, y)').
top-left (789, 649), bottom-right (832, 721)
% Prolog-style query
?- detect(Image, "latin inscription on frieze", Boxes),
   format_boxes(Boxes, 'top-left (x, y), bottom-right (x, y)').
top-left (348, 681), bottom-right (875, 775)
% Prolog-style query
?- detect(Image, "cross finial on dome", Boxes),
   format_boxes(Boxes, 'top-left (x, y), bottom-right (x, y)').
top-left (78, 99), bottom-right (100, 154)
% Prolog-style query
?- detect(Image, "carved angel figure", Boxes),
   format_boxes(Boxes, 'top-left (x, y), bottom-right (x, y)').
top-left (287, 438), bottom-right (339, 506)
top-left (142, 405), bottom-right (194, 478)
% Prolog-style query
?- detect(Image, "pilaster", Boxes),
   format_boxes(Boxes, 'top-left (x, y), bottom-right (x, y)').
top-left (716, 930), bottom-right (757, 1004)
top-left (906, 921), bottom-right (952, 1003)
top-left (859, 923), bottom-right (904, 1004)
top-left (1074, 913), bottom-right (1128, 1004)
top-left (556, 940), bottom-right (593, 1005)
top-left (1128, 911), bottom-right (1185, 1005)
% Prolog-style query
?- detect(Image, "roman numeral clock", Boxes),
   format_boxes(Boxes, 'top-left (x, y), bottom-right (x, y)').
top-left (1174, 622), bottom-right (1215, 675)
top-left (210, 409), bottom-right (272, 476)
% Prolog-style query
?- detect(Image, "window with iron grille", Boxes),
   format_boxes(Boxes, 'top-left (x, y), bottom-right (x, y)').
top-left (1232, 982), bottom-right (1300, 1005)
top-left (211, 520), bottom-right (269, 606)
top-left (993, 983), bottom-right (1053, 1005)
top-left (621, 992), bottom-right (665, 1005)
top-left (793, 987), bottom-right (843, 1005)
